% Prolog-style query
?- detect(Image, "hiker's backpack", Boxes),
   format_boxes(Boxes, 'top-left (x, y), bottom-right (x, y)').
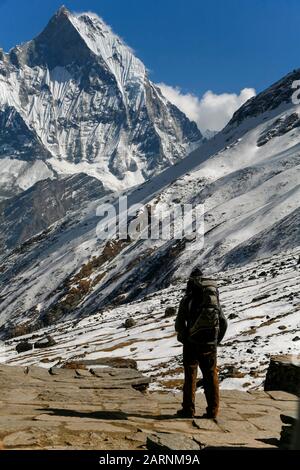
top-left (187, 278), bottom-right (220, 346)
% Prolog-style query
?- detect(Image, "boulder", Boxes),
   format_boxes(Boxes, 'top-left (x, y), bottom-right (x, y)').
top-left (252, 293), bottom-right (270, 302)
top-left (264, 355), bottom-right (300, 397)
top-left (16, 341), bottom-right (33, 354)
top-left (34, 335), bottom-right (56, 349)
top-left (280, 411), bottom-right (299, 449)
top-left (228, 313), bottom-right (239, 320)
top-left (164, 306), bottom-right (176, 318)
top-left (221, 365), bottom-right (246, 379)
top-left (124, 317), bottom-right (136, 329)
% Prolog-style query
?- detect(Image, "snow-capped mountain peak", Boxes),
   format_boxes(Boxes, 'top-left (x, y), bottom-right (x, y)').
top-left (0, 6), bottom-right (202, 197)
top-left (71, 10), bottom-right (146, 85)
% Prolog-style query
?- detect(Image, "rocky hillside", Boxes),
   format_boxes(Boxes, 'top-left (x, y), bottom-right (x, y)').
top-left (3, 248), bottom-right (299, 392)
top-left (0, 67), bottom-right (299, 336)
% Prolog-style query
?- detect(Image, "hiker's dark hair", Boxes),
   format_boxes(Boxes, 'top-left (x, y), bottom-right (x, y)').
top-left (189, 266), bottom-right (203, 278)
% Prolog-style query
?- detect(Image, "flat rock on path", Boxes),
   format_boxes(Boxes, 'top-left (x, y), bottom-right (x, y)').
top-left (0, 365), bottom-right (298, 450)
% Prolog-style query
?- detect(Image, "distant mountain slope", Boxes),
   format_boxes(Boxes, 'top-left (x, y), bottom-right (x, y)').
top-left (0, 6), bottom-right (201, 198)
top-left (0, 173), bottom-right (109, 253)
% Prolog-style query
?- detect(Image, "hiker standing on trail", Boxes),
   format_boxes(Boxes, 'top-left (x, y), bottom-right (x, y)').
top-left (175, 267), bottom-right (227, 419)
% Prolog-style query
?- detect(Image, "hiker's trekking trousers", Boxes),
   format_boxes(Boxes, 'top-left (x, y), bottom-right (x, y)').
top-left (182, 341), bottom-right (219, 417)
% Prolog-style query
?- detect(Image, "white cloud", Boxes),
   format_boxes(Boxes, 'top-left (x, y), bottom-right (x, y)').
top-left (158, 83), bottom-right (256, 133)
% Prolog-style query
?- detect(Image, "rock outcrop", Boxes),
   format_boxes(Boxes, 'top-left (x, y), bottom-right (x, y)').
top-left (34, 335), bottom-right (56, 349)
top-left (264, 355), bottom-right (300, 397)
top-left (15, 341), bottom-right (33, 354)
top-left (280, 410), bottom-right (298, 449)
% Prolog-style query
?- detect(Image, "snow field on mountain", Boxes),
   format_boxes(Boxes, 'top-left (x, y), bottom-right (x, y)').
top-left (2, 248), bottom-right (299, 393)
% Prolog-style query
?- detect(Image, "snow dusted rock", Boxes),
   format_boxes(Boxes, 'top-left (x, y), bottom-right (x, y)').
top-left (164, 306), bottom-right (177, 318)
top-left (257, 113), bottom-right (300, 147)
top-left (0, 6), bottom-right (201, 198)
top-left (34, 335), bottom-right (56, 349)
top-left (124, 317), bottom-right (136, 329)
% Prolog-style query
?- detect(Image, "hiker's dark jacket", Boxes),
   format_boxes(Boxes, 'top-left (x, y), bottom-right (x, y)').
top-left (175, 283), bottom-right (227, 346)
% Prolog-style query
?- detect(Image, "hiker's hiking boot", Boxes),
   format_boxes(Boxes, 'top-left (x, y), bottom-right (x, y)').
top-left (175, 408), bottom-right (194, 419)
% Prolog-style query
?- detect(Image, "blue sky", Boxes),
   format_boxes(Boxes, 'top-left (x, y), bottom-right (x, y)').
top-left (0, 0), bottom-right (299, 130)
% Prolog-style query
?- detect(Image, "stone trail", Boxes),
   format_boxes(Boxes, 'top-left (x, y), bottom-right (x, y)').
top-left (0, 365), bottom-right (298, 450)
